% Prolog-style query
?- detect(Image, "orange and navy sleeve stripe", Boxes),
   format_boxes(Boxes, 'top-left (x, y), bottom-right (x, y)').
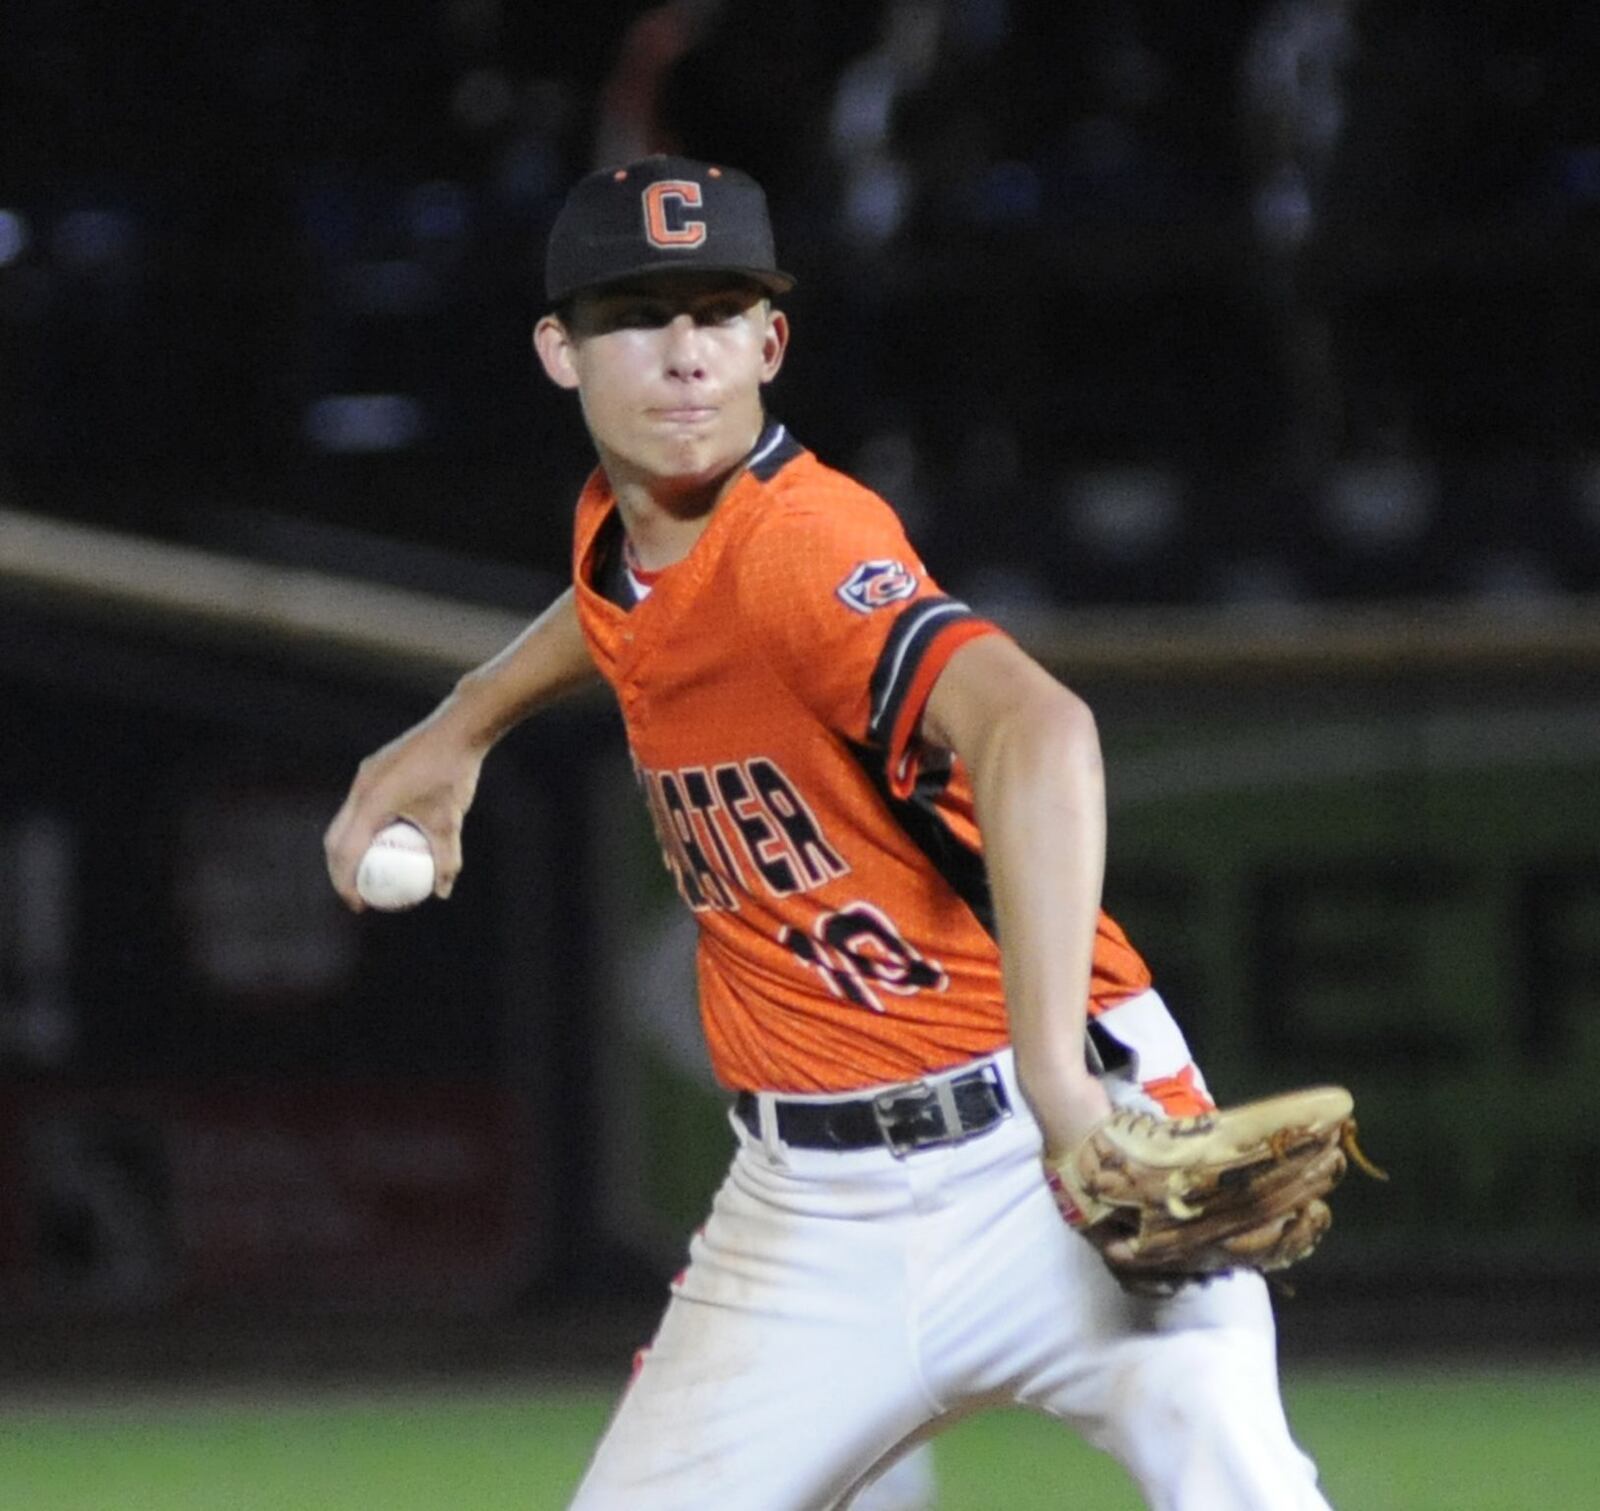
top-left (867, 596), bottom-right (999, 799)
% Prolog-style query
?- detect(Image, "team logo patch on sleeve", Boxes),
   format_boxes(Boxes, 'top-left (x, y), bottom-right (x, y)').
top-left (836, 559), bottom-right (919, 614)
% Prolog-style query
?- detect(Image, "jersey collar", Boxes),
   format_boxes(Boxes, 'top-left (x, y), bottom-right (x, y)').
top-left (744, 419), bottom-right (804, 483)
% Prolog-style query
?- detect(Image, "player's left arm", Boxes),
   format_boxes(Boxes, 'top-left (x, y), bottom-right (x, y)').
top-left (920, 634), bottom-right (1114, 1156)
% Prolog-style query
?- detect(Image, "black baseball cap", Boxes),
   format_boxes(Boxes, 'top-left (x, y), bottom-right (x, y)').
top-left (545, 155), bottom-right (796, 305)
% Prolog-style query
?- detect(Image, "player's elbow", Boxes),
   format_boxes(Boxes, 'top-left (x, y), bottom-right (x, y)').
top-left (927, 637), bottom-right (1101, 781)
top-left (1038, 682), bottom-right (1100, 762)
top-left (971, 679), bottom-right (1103, 791)
top-left (1027, 685), bottom-right (1103, 787)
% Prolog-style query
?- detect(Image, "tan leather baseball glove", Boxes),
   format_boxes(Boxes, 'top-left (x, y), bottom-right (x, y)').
top-left (1044, 1085), bottom-right (1384, 1292)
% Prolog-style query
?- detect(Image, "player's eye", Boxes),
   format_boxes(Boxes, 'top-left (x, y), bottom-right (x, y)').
top-left (699, 300), bottom-right (748, 325)
top-left (615, 302), bottom-right (671, 328)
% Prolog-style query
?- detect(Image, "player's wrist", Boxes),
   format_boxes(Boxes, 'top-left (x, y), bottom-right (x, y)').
top-left (1020, 1063), bottom-right (1113, 1159)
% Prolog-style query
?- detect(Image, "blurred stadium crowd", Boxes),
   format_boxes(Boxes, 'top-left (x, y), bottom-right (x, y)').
top-left (3, 0), bottom-right (1597, 609)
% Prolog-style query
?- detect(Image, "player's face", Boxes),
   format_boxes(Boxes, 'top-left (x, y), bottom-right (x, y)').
top-left (534, 274), bottom-right (789, 500)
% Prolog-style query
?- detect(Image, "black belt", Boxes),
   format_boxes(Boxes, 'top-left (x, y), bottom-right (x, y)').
top-left (734, 1060), bottom-right (1011, 1157)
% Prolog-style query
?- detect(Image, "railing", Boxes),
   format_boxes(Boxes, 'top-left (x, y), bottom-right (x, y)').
top-left (6, 504), bottom-right (1599, 682)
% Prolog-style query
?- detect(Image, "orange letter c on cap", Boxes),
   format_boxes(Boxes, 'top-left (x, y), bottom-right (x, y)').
top-left (643, 180), bottom-right (706, 249)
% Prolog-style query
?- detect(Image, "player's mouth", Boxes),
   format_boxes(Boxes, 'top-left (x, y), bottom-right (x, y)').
top-left (652, 405), bottom-right (718, 425)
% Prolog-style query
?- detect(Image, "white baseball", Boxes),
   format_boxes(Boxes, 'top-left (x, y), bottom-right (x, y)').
top-left (355, 821), bottom-right (436, 911)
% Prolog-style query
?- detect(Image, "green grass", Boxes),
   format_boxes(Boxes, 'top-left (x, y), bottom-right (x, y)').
top-left (0, 1365), bottom-right (1584, 1509)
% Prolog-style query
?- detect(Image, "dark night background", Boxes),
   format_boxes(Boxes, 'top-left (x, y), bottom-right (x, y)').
top-left (5, 0), bottom-right (1598, 606)
top-left (1, 0), bottom-right (1598, 1399)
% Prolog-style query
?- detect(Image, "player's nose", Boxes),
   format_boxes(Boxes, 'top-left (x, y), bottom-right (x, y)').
top-left (662, 313), bottom-right (708, 380)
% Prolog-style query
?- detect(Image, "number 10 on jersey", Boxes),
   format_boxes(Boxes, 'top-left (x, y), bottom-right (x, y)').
top-left (779, 902), bottom-right (949, 1014)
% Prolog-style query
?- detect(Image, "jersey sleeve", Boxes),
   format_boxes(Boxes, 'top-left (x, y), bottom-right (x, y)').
top-left (735, 487), bottom-right (1000, 798)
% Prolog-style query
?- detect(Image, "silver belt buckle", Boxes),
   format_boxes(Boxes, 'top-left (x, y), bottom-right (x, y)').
top-left (871, 1074), bottom-right (973, 1158)
top-left (872, 1080), bottom-right (932, 1158)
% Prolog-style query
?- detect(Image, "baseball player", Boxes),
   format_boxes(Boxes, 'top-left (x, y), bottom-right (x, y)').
top-left (327, 155), bottom-right (1334, 1509)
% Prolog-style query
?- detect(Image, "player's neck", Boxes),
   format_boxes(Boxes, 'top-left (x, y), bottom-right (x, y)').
top-left (615, 490), bottom-right (716, 571)
top-left (608, 452), bottom-right (750, 570)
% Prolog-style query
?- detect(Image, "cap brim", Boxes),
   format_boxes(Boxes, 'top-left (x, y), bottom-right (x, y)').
top-left (552, 262), bottom-right (796, 304)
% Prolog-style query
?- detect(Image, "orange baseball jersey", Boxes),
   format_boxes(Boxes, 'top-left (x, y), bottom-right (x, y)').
top-left (573, 422), bottom-right (1151, 1093)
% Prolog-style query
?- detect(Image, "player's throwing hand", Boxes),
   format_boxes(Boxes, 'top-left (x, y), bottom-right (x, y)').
top-left (323, 713), bottom-right (485, 909)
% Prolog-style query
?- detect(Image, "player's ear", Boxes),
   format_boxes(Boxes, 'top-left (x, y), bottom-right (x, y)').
top-left (759, 307), bottom-right (790, 385)
top-left (533, 314), bottom-right (581, 391)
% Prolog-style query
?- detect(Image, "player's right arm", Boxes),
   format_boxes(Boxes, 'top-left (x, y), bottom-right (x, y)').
top-left (324, 585), bottom-right (598, 909)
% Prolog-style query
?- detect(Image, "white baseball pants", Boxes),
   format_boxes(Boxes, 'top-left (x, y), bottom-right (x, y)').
top-left (571, 1031), bottom-right (1329, 1509)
